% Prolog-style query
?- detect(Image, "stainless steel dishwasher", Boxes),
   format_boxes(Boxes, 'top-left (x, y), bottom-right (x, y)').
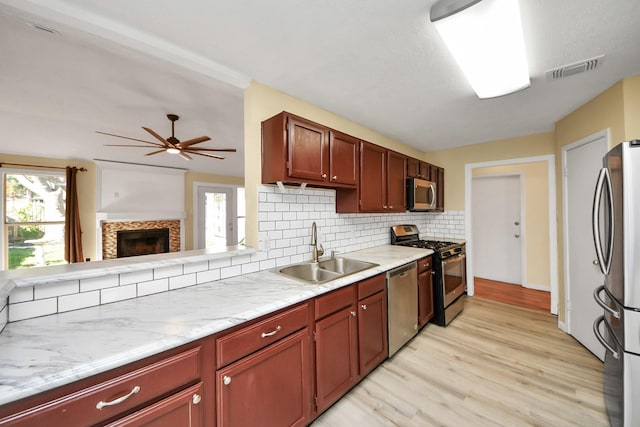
top-left (386, 261), bottom-right (418, 356)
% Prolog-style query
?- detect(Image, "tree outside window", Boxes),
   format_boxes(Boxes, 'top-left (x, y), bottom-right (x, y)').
top-left (3, 172), bottom-right (66, 269)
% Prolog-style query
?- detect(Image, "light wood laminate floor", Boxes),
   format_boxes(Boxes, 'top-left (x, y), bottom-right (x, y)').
top-left (311, 296), bottom-right (607, 427)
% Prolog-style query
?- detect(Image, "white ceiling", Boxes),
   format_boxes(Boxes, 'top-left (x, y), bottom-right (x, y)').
top-left (1, 0), bottom-right (640, 175)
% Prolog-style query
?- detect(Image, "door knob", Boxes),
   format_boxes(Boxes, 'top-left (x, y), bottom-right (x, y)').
top-left (515, 234), bottom-right (520, 238)
top-left (593, 259), bottom-right (599, 266)
top-left (514, 221), bottom-right (520, 226)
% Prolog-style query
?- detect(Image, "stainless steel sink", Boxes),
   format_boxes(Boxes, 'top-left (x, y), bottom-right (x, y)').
top-left (278, 257), bottom-right (378, 284)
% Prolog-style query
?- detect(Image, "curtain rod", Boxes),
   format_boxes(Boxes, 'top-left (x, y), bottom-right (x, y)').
top-left (0, 162), bottom-right (87, 172)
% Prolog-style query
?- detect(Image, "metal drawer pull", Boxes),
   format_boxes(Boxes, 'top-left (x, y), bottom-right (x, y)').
top-left (223, 375), bottom-right (232, 385)
top-left (96, 386), bottom-right (141, 410)
top-left (261, 325), bottom-right (282, 338)
top-left (350, 311), bottom-right (357, 317)
top-left (321, 173), bottom-right (327, 179)
top-left (192, 394), bottom-right (202, 405)
top-left (332, 175), bottom-right (337, 180)
top-left (361, 304), bottom-right (367, 310)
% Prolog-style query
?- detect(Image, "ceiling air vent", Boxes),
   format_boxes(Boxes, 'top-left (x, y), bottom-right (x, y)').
top-left (545, 55), bottom-right (604, 80)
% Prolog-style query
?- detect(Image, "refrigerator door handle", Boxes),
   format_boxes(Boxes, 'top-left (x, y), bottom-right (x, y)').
top-left (592, 167), bottom-right (614, 275)
top-left (593, 285), bottom-right (621, 319)
top-left (593, 315), bottom-right (619, 359)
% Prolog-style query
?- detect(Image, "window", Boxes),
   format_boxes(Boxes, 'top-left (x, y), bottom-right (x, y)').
top-left (3, 170), bottom-right (66, 270)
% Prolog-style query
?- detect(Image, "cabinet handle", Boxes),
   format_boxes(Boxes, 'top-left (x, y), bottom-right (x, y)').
top-left (431, 271), bottom-right (435, 275)
top-left (383, 205), bottom-right (388, 209)
top-left (389, 205), bottom-right (393, 209)
top-left (192, 394), bottom-right (202, 405)
top-left (361, 304), bottom-right (367, 310)
top-left (261, 325), bottom-right (282, 338)
top-left (223, 375), bottom-right (232, 386)
top-left (350, 311), bottom-right (357, 317)
top-left (321, 173), bottom-right (327, 179)
top-left (96, 385), bottom-right (141, 410)
top-left (332, 175), bottom-right (337, 180)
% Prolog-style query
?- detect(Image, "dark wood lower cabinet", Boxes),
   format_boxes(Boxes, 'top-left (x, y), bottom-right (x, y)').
top-left (106, 383), bottom-right (203, 427)
top-left (216, 329), bottom-right (312, 427)
top-left (358, 290), bottom-right (388, 376)
top-left (314, 305), bottom-right (359, 413)
top-left (418, 256), bottom-right (435, 328)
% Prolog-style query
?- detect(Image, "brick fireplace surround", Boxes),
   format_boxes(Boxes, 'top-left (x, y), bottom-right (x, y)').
top-left (102, 220), bottom-right (181, 259)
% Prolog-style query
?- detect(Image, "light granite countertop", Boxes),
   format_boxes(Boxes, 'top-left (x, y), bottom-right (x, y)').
top-left (0, 244), bottom-right (432, 407)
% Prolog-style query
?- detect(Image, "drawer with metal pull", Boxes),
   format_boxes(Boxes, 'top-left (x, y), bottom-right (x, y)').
top-left (0, 346), bottom-right (201, 427)
top-left (216, 302), bottom-right (311, 368)
top-left (417, 256), bottom-right (433, 273)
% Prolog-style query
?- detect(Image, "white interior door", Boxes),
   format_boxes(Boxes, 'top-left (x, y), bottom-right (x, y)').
top-left (472, 175), bottom-right (522, 284)
top-left (196, 186), bottom-right (237, 249)
top-left (564, 132), bottom-right (608, 360)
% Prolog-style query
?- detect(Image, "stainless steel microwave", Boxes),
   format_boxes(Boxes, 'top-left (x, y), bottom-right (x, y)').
top-left (406, 177), bottom-right (436, 211)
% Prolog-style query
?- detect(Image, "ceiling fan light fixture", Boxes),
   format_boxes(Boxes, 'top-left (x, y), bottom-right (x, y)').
top-left (430, 0), bottom-right (530, 99)
top-left (166, 147), bottom-right (180, 154)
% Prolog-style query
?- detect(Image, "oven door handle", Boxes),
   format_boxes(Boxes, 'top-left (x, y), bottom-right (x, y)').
top-left (593, 315), bottom-right (619, 359)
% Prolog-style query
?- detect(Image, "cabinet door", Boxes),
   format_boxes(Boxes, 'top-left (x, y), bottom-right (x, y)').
top-left (287, 116), bottom-right (329, 182)
top-left (315, 305), bottom-right (358, 412)
top-left (329, 131), bottom-right (358, 187)
top-left (359, 142), bottom-right (387, 212)
top-left (419, 162), bottom-right (430, 180)
top-left (386, 151), bottom-right (406, 212)
top-left (407, 158), bottom-right (419, 178)
top-left (418, 270), bottom-right (434, 327)
top-left (217, 330), bottom-right (311, 427)
top-left (105, 383), bottom-right (203, 427)
top-left (358, 291), bottom-right (388, 377)
top-left (436, 167), bottom-right (445, 211)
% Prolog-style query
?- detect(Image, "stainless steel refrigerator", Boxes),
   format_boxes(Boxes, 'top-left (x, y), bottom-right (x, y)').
top-left (592, 140), bottom-right (640, 427)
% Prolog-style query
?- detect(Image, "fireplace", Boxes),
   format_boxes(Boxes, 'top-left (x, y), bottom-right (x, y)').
top-left (101, 219), bottom-right (181, 260)
top-left (117, 228), bottom-right (170, 258)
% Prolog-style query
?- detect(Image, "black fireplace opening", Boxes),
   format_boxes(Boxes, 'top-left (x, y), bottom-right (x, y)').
top-left (117, 228), bottom-right (170, 258)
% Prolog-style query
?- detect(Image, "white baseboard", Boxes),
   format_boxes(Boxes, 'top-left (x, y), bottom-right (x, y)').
top-left (522, 282), bottom-right (550, 292)
top-left (558, 320), bottom-right (568, 332)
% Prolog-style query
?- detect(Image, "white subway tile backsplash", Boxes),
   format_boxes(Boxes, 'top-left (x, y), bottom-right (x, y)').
top-left (101, 285), bottom-right (137, 304)
top-left (9, 287), bottom-right (34, 304)
top-left (138, 279), bottom-right (169, 296)
top-left (197, 269), bottom-right (221, 284)
top-left (9, 298), bottom-right (57, 322)
top-left (120, 269), bottom-right (154, 285)
top-left (35, 281), bottom-right (79, 300)
top-left (59, 291), bottom-right (100, 312)
top-left (169, 273), bottom-right (197, 290)
top-left (241, 262), bottom-right (260, 275)
top-left (80, 275), bottom-right (119, 292)
top-left (154, 265), bottom-right (183, 280)
top-left (183, 261), bottom-right (209, 275)
top-left (220, 265), bottom-right (242, 279)
top-left (209, 258), bottom-right (231, 269)
top-left (231, 255), bottom-right (252, 266)
top-left (259, 259), bottom-right (276, 270)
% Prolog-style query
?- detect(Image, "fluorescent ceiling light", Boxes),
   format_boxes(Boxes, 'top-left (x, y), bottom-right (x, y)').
top-left (430, 0), bottom-right (530, 99)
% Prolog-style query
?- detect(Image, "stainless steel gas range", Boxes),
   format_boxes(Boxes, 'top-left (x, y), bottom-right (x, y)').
top-left (391, 224), bottom-right (467, 326)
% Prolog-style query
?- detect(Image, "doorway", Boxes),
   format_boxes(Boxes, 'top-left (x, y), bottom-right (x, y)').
top-left (472, 174), bottom-right (523, 285)
top-left (194, 185), bottom-right (242, 249)
top-left (464, 155), bottom-right (558, 315)
top-left (562, 129), bottom-right (609, 360)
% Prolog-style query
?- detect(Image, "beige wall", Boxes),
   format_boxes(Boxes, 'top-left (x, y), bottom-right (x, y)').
top-left (623, 75), bottom-right (640, 139)
top-left (473, 162), bottom-right (550, 289)
top-left (243, 81), bottom-right (424, 248)
top-left (427, 133), bottom-right (555, 210)
top-left (183, 172), bottom-right (244, 250)
top-left (0, 153), bottom-right (97, 262)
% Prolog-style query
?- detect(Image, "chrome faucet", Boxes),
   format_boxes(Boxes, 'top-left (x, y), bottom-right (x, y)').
top-left (310, 221), bottom-right (324, 262)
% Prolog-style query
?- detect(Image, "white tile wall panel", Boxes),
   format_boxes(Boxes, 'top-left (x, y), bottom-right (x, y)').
top-left (169, 273), bottom-right (197, 290)
top-left (120, 269), bottom-right (154, 285)
top-left (183, 261), bottom-right (209, 275)
top-left (231, 254), bottom-right (252, 266)
top-left (196, 269), bottom-right (221, 284)
top-left (208, 258), bottom-right (231, 269)
top-left (153, 264), bottom-right (183, 280)
top-left (138, 279), bottom-right (169, 296)
top-left (259, 259), bottom-right (276, 270)
top-left (8, 287), bottom-right (34, 304)
top-left (101, 285), bottom-right (137, 304)
top-left (241, 262), bottom-right (260, 275)
top-left (220, 265), bottom-right (242, 279)
top-left (80, 275), bottom-right (119, 292)
top-left (35, 281), bottom-right (80, 300)
top-left (59, 291), bottom-right (100, 313)
top-left (9, 298), bottom-right (57, 322)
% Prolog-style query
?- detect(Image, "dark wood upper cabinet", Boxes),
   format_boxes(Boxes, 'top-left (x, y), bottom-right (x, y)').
top-left (419, 162), bottom-right (431, 180)
top-left (435, 167), bottom-right (445, 212)
top-left (261, 112), bottom-right (357, 188)
top-left (386, 150), bottom-right (406, 212)
top-left (407, 157), bottom-right (419, 178)
top-left (329, 130), bottom-right (359, 186)
top-left (358, 142), bottom-right (387, 212)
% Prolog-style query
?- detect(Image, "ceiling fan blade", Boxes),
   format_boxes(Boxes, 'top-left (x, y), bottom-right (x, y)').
top-left (96, 131), bottom-right (161, 146)
top-left (178, 136), bottom-right (211, 148)
top-left (189, 151), bottom-right (225, 160)
top-left (145, 149), bottom-right (167, 156)
top-left (142, 127), bottom-right (171, 148)
top-left (104, 144), bottom-right (165, 148)
top-left (178, 151), bottom-right (192, 161)
top-left (184, 147), bottom-right (237, 152)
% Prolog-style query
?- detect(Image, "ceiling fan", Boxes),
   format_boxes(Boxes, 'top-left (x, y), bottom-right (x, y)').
top-left (97, 114), bottom-right (237, 160)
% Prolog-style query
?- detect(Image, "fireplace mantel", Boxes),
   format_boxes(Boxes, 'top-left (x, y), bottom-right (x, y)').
top-left (96, 211), bottom-right (186, 221)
